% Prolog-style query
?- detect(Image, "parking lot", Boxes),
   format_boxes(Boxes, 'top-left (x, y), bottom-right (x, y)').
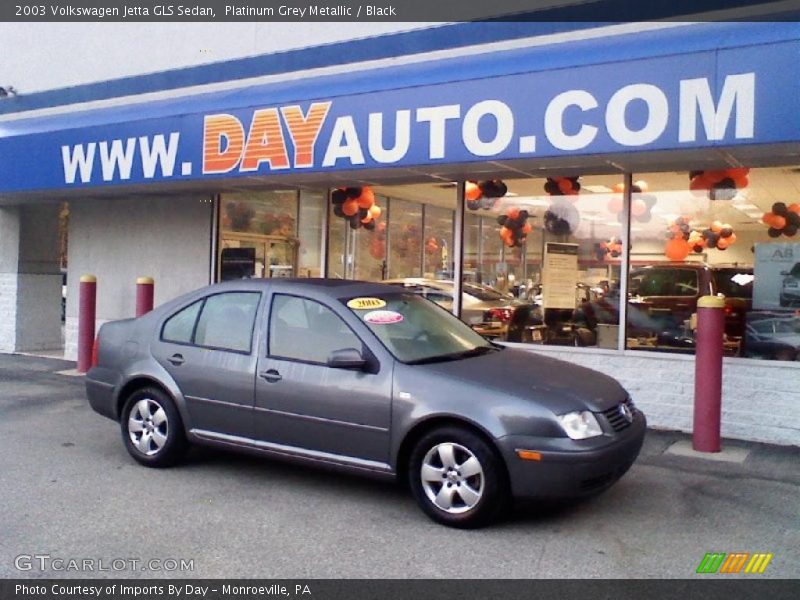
top-left (1, 354), bottom-right (798, 579)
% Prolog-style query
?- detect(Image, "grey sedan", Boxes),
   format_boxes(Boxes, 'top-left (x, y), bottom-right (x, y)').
top-left (86, 279), bottom-right (645, 528)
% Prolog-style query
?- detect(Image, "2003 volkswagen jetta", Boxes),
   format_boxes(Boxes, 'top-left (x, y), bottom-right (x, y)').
top-left (86, 279), bottom-right (645, 527)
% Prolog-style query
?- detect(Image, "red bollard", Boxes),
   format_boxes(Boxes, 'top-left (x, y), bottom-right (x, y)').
top-left (77, 274), bottom-right (97, 373)
top-left (136, 276), bottom-right (154, 317)
top-left (693, 295), bottom-right (725, 452)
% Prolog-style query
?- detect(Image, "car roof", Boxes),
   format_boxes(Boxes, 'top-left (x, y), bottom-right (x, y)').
top-left (198, 278), bottom-right (405, 299)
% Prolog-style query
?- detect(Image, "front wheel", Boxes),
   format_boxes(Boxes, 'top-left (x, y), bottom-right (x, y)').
top-left (120, 387), bottom-right (187, 468)
top-left (408, 426), bottom-right (509, 528)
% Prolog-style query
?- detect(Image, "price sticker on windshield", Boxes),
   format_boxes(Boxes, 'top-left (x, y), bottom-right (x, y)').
top-left (347, 297), bottom-right (387, 310)
top-left (363, 310), bottom-right (404, 325)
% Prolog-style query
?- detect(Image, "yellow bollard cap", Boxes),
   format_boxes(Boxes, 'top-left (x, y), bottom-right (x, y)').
top-left (697, 294), bottom-right (725, 309)
top-left (79, 274), bottom-right (97, 283)
top-left (136, 276), bottom-right (154, 285)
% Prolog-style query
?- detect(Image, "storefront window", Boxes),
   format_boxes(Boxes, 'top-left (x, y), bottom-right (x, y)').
top-left (423, 205), bottom-right (454, 279)
top-left (297, 191), bottom-right (325, 278)
top-left (462, 176), bottom-right (623, 347)
top-left (387, 198), bottom-right (423, 280)
top-left (219, 190), bottom-right (322, 280)
top-left (627, 168), bottom-right (800, 361)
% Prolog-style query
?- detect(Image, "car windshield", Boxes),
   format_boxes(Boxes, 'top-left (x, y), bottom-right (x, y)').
top-left (715, 269), bottom-right (754, 298)
top-left (791, 263), bottom-right (800, 277)
top-left (343, 293), bottom-right (499, 364)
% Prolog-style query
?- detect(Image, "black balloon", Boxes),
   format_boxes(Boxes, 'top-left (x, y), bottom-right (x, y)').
top-left (331, 189), bottom-right (347, 204)
top-left (784, 224), bottom-right (798, 237)
top-left (772, 202), bottom-right (788, 216)
top-left (346, 187), bottom-right (363, 199)
top-left (768, 227), bottom-right (782, 238)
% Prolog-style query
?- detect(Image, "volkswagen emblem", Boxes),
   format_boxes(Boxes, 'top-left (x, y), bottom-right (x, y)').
top-left (619, 403), bottom-right (633, 423)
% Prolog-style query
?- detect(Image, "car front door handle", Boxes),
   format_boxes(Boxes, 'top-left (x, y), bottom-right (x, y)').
top-left (259, 369), bottom-right (282, 383)
top-left (167, 353), bottom-right (185, 366)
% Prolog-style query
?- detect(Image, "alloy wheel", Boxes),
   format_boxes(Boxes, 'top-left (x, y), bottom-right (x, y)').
top-left (127, 398), bottom-right (169, 456)
top-left (420, 442), bottom-right (484, 514)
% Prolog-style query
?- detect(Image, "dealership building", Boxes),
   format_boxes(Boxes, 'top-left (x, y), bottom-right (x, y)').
top-left (1, 17), bottom-right (799, 445)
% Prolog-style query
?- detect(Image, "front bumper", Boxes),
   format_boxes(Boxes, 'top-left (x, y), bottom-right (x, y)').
top-left (496, 411), bottom-right (646, 500)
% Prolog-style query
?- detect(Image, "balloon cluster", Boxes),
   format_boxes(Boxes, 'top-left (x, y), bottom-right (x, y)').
top-left (368, 222), bottom-right (387, 260)
top-left (544, 202), bottom-right (579, 235)
top-left (497, 207), bottom-right (532, 248)
top-left (596, 237), bottom-right (623, 260)
top-left (465, 179), bottom-right (508, 210)
top-left (543, 177), bottom-right (581, 197)
top-left (664, 216), bottom-right (738, 260)
top-left (762, 202), bottom-right (800, 238)
top-left (425, 237), bottom-right (440, 255)
top-left (223, 201), bottom-right (256, 231)
top-left (332, 187), bottom-right (382, 230)
top-left (689, 168), bottom-right (750, 200)
top-left (607, 181), bottom-right (656, 223)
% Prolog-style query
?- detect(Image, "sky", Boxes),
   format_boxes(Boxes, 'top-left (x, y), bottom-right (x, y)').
top-left (0, 22), bottom-right (438, 94)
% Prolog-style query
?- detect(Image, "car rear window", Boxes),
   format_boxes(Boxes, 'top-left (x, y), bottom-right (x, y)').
top-left (462, 283), bottom-right (505, 301)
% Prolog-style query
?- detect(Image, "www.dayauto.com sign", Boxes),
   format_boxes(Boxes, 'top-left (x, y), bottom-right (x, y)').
top-left (1, 39), bottom-right (798, 193)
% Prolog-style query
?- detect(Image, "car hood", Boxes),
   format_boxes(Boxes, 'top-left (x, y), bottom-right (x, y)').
top-left (417, 347), bottom-right (626, 414)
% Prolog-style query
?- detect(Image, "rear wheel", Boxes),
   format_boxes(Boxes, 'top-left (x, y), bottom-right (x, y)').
top-left (408, 426), bottom-right (509, 528)
top-left (120, 387), bottom-right (187, 467)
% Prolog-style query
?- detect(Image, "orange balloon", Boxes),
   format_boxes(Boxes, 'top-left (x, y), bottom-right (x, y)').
top-left (522, 223), bottom-right (532, 234)
top-left (788, 203), bottom-right (800, 214)
top-left (763, 213), bottom-right (775, 226)
top-left (361, 213), bottom-right (373, 224)
top-left (357, 187), bottom-right (375, 209)
top-left (465, 181), bottom-right (481, 201)
top-left (772, 215), bottom-right (787, 229)
top-left (612, 182), bottom-right (626, 194)
top-left (342, 199), bottom-right (359, 216)
top-left (369, 204), bottom-right (382, 219)
top-left (728, 233), bottom-right (737, 245)
top-left (716, 237), bottom-right (730, 250)
top-left (507, 207), bottom-right (520, 220)
top-left (558, 179), bottom-right (573, 194)
top-left (734, 175), bottom-right (749, 189)
top-left (665, 237), bottom-right (690, 261)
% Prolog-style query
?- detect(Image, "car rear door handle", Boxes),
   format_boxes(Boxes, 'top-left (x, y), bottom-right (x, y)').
top-left (259, 369), bottom-right (282, 383)
top-left (167, 353), bottom-right (185, 366)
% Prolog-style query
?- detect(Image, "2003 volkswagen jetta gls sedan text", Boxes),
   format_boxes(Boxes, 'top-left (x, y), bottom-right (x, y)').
top-left (86, 279), bottom-right (645, 528)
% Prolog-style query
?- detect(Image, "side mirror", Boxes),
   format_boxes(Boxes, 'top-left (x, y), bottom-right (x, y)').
top-left (327, 347), bottom-right (366, 370)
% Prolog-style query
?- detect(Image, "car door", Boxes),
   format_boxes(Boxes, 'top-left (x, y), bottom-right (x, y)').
top-left (151, 291), bottom-right (262, 439)
top-left (253, 293), bottom-right (392, 465)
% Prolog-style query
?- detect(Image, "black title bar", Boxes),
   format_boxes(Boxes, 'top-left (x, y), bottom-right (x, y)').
top-left (3, 0), bottom-right (798, 22)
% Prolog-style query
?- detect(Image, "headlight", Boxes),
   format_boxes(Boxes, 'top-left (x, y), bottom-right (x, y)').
top-left (556, 411), bottom-right (603, 440)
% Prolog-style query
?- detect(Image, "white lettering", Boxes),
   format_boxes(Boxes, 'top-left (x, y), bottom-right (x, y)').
top-left (606, 83), bottom-right (669, 146)
top-left (98, 138), bottom-right (136, 181)
top-left (322, 116), bottom-right (365, 166)
top-left (462, 100), bottom-right (514, 157)
top-left (139, 133), bottom-right (180, 178)
top-left (368, 110), bottom-right (410, 163)
top-left (61, 143), bottom-right (96, 184)
top-left (679, 73), bottom-right (755, 142)
top-left (416, 104), bottom-right (460, 159)
top-left (544, 90), bottom-right (598, 151)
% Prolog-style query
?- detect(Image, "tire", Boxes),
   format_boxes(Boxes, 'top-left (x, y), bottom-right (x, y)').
top-left (120, 387), bottom-right (187, 468)
top-left (408, 426), bottom-right (509, 528)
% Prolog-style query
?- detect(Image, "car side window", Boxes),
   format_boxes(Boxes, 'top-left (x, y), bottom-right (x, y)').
top-left (269, 295), bottom-right (362, 364)
top-left (162, 300), bottom-right (203, 344)
top-left (193, 292), bottom-right (260, 353)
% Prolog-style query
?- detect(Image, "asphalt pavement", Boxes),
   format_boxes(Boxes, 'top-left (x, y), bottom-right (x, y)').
top-left (0, 354), bottom-right (798, 579)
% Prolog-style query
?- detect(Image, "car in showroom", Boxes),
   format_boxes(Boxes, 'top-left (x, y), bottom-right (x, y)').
top-left (743, 315), bottom-right (800, 361)
top-left (382, 277), bottom-right (539, 340)
top-left (86, 279), bottom-right (646, 528)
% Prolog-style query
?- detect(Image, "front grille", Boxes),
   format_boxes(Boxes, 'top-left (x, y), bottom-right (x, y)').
top-left (602, 396), bottom-right (636, 432)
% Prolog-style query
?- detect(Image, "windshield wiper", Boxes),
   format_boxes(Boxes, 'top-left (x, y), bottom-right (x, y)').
top-left (406, 345), bottom-right (499, 365)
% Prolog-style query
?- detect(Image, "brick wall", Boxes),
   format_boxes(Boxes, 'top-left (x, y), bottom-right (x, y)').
top-left (509, 344), bottom-right (800, 447)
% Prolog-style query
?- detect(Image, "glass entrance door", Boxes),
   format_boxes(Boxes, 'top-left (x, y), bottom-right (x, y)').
top-left (219, 234), bottom-right (298, 281)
